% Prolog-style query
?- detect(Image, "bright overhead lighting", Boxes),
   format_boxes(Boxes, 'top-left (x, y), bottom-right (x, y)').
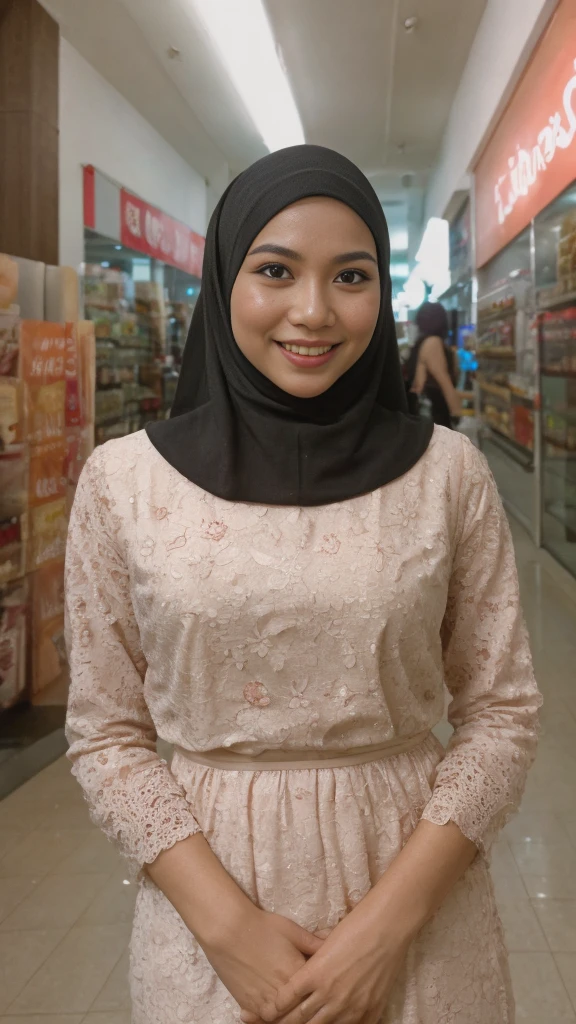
top-left (389, 229), bottom-right (409, 252)
top-left (190, 0), bottom-right (305, 152)
top-left (390, 262), bottom-right (410, 278)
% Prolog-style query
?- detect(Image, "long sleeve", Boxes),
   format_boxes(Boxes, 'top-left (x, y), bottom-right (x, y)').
top-left (422, 436), bottom-right (542, 853)
top-left (65, 446), bottom-right (201, 874)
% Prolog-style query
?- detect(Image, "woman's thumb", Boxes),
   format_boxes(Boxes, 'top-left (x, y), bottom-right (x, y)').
top-left (293, 925), bottom-right (324, 956)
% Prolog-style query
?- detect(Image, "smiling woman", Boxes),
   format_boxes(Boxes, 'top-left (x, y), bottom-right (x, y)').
top-left (230, 197), bottom-right (381, 396)
top-left (65, 144), bottom-right (541, 1024)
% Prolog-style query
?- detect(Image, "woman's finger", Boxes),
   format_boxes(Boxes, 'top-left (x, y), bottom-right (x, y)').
top-left (264, 969), bottom-right (314, 1018)
top-left (271, 992), bottom-right (324, 1024)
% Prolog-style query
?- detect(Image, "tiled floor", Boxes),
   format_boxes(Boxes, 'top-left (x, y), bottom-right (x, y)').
top-left (0, 519), bottom-right (575, 1022)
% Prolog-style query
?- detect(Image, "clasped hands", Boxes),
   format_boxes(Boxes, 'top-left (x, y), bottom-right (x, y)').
top-left (202, 897), bottom-right (409, 1024)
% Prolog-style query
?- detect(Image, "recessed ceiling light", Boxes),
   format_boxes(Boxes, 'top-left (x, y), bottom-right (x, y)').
top-left (404, 16), bottom-right (419, 33)
top-left (190, 0), bottom-right (304, 152)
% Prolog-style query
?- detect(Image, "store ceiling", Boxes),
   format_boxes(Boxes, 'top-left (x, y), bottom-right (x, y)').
top-left (41, 0), bottom-right (487, 249)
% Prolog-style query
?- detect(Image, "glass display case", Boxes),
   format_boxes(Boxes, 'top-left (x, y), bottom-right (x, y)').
top-left (535, 182), bottom-right (576, 576)
top-left (476, 228), bottom-right (539, 536)
top-left (82, 230), bottom-right (199, 447)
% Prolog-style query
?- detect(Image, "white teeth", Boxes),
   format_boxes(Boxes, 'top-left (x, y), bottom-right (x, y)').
top-left (281, 344), bottom-right (333, 356)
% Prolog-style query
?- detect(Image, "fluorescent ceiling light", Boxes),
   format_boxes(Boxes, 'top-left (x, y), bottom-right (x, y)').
top-left (390, 262), bottom-right (410, 278)
top-left (389, 229), bottom-right (409, 252)
top-left (190, 0), bottom-right (305, 152)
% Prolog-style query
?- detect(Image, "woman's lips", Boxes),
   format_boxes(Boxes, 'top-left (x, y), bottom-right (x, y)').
top-left (275, 340), bottom-right (341, 369)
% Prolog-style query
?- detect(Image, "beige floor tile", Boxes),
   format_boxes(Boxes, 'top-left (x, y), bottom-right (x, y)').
top-left (0, 1018), bottom-right (83, 1024)
top-left (79, 873), bottom-right (137, 927)
top-left (509, 951), bottom-right (576, 1021)
top-left (0, 831), bottom-right (26, 861)
top-left (0, 830), bottom-right (93, 879)
top-left (0, 799), bottom-right (52, 833)
top-left (0, 872), bottom-right (111, 931)
top-left (52, 831), bottom-right (122, 877)
top-left (523, 872), bottom-right (576, 899)
top-left (504, 810), bottom-right (570, 845)
top-left (90, 951), bottom-right (130, 1012)
top-left (7, 924), bottom-right (130, 1015)
top-left (82, 1014), bottom-right (131, 1024)
top-left (0, 876), bottom-right (40, 923)
top-left (510, 839), bottom-right (576, 877)
top-left (0, 928), bottom-right (67, 1013)
top-left (556, 953), bottom-right (576, 1011)
top-left (36, 802), bottom-right (95, 832)
top-left (498, 899), bottom-right (548, 952)
top-left (532, 899), bottom-right (576, 952)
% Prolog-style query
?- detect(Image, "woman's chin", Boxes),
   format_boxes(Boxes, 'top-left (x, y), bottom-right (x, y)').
top-left (273, 373), bottom-right (335, 399)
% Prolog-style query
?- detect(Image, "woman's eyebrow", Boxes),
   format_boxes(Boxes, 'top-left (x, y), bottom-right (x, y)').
top-left (333, 250), bottom-right (377, 265)
top-left (248, 243), bottom-right (302, 260)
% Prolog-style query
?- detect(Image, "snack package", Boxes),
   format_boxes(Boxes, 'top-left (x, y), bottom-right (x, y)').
top-left (0, 445), bottom-right (29, 519)
top-left (0, 576), bottom-right (29, 709)
top-left (29, 438), bottom-right (68, 508)
top-left (30, 559), bottom-right (65, 694)
top-left (19, 321), bottom-right (68, 444)
top-left (29, 497), bottom-right (67, 571)
top-left (0, 254), bottom-right (18, 311)
top-left (0, 376), bottom-right (27, 450)
top-left (0, 511), bottom-right (28, 585)
top-left (0, 313), bottom-right (20, 377)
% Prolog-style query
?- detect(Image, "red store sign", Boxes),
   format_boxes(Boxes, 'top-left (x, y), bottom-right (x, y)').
top-left (120, 189), bottom-right (204, 278)
top-left (83, 166), bottom-right (205, 278)
top-left (474, 0), bottom-right (576, 268)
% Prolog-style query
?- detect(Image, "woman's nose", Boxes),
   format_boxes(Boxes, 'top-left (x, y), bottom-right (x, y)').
top-left (287, 279), bottom-right (336, 330)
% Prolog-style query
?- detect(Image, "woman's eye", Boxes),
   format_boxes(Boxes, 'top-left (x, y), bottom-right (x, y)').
top-left (336, 270), bottom-right (368, 285)
top-left (260, 264), bottom-right (291, 280)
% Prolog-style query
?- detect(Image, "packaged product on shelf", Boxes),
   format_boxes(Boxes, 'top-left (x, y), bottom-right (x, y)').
top-left (30, 558), bottom-right (65, 695)
top-left (557, 211), bottom-right (576, 290)
top-left (0, 512), bottom-right (28, 585)
top-left (65, 424), bottom-right (93, 513)
top-left (0, 377), bottom-right (27, 449)
top-left (0, 254), bottom-right (19, 312)
top-left (0, 577), bottom-right (29, 710)
top-left (29, 497), bottom-right (67, 571)
top-left (19, 321), bottom-right (68, 444)
top-left (28, 439), bottom-right (68, 508)
top-left (74, 320), bottom-right (96, 431)
top-left (0, 445), bottom-right (29, 520)
top-left (0, 313), bottom-right (20, 376)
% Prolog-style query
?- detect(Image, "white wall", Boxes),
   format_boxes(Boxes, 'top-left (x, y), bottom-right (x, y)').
top-left (425, 0), bottom-right (557, 221)
top-left (59, 38), bottom-right (209, 270)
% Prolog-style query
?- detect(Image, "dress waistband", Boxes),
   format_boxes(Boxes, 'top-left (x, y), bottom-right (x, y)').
top-left (173, 730), bottom-right (432, 771)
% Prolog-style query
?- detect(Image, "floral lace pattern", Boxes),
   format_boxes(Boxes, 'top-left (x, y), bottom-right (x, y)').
top-left (64, 426), bottom-right (541, 1023)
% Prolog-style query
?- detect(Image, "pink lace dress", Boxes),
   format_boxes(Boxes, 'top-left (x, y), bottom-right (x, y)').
top-left (65, 425), bottom-right (541, 1024)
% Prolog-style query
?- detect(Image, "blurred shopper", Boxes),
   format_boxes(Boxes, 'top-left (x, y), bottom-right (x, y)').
top-left (406, 301), bottom-right (462, 426)
top-left (65, 145), bottom-right (541, 1024)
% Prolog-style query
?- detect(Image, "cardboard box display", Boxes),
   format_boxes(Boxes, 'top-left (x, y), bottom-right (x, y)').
top-left (0, 255), bottom-right (18, 311)
top-left (28, 439), bottom-right (68, 508)
top-left (0, 377), bottom-right (27, 449)
top-left (0, 512), bottom-right (28, 586)
top-left (29, 498), bottom-right (67, 571)
top-left (0, 576), bottom-right (29, 709)
top-left (30, 559), bottom-right (65, 694)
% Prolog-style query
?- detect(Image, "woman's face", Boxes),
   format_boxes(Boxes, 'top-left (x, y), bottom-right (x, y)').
top-left (230, 197), bottom-right (381, 398)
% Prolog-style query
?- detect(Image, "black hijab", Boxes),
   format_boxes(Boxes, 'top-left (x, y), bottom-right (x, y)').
top-left (146, 145), bottom-right (433, 506)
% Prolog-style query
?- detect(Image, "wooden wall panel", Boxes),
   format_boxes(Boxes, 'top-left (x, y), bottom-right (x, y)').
top-left (0, 0), bottom-right (59, 264)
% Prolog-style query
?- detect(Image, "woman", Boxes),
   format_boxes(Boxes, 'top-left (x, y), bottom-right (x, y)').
top-left (406, 301), bottom-right (462, 427)
top-left (65, 145), bottom-right (541, 1024)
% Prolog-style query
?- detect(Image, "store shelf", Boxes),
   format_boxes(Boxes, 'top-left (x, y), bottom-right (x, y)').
top-left (541, 368), bottom-right (576, 378)
top-left (477, 306), bottom-right (516, 328)
top-left (484, 426), bottom-right (534, 468)
top-left (477, 347), bottom-right (516, 359)
top-left (537, 288), bottom-right (576, 311)
top-left (479, 381), bottom-right (511, 401)
top-left (543, 435), bottom-right (576, 454)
